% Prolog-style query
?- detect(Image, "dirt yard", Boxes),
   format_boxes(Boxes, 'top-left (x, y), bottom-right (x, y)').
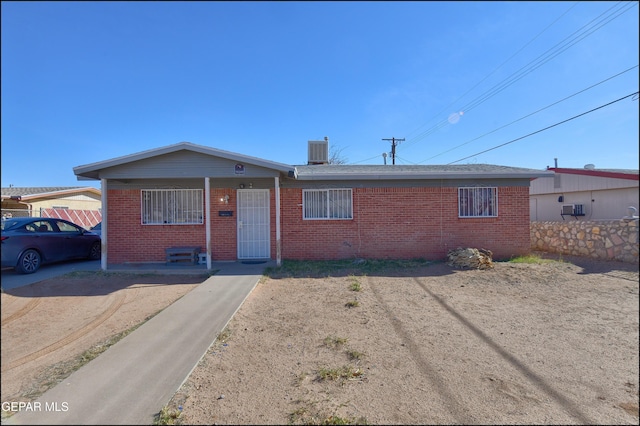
top-left (0, 272), bottom-right (207, 408)
top-left (1, 255), bottom-right (638, 425)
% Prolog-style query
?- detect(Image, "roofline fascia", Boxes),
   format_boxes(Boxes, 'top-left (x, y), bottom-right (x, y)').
top-left (73, 142), bottom-right (295, 179)
top-left (18, 187), bottom-right (102, 200)
top-left (548, 168), bottom-right (639, 181)
top-left (293, 170), bottom-right (555, 181)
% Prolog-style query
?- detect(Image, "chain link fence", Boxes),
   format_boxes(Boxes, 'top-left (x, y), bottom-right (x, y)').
top-left (1, 208), bottom-right (31, 219)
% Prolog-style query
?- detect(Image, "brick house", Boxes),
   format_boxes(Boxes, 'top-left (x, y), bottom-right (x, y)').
top-left (73, 141), bottom-right (553, 269)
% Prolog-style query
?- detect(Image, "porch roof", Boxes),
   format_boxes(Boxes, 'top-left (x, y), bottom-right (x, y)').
top-left (73, 142), bottom-right (295, 181)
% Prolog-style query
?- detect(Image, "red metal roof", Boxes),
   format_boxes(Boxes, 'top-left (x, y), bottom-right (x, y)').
top-left (547, 168), bottom-right (639, 181)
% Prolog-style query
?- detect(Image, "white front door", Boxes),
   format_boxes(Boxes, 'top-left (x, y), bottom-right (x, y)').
top-left (237, 189), bottom-right (270, 259)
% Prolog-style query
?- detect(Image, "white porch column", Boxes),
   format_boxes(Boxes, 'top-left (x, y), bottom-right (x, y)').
top-left (205, 177), bottom-right (212, 269)
top-left (100, 178), bottom-right (107, 271)
top-left (275, 176), bottom-right (282, 266)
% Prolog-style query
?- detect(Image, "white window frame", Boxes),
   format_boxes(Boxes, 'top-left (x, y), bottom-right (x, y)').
top-left (458, 187), bottom-right (498, 218)
top-left (141, 189), bottom-right (204, 225)
top-left (303, 188), bottom-right (353, 220)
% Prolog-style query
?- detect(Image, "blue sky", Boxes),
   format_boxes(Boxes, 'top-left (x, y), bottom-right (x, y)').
top-left (2, 1), bottom-right (638, 189)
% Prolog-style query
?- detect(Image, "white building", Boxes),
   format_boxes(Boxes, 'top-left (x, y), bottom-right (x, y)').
top-left (530, 165), bottom-right (639, 221)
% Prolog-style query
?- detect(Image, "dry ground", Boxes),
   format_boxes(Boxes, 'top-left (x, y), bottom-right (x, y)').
top-left (1, 272), bottom-right (208, 408)
top-left (1, 254), bottom-right (638, 425)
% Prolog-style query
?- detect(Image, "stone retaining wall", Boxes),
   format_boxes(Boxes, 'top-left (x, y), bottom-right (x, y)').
top-left (531, 219), bottom-right (639, 264)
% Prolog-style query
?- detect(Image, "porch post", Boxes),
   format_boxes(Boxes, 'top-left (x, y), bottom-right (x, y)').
top-left (100, 178), bottom-right (107, 271)
top-left (275, 176), bottom-right (282, 267)
top-left (205, 177), bottom-right (212, 269)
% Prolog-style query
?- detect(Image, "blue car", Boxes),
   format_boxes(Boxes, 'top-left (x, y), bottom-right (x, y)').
top-left (1, 217), bottom-right (101, 274)
top-left (90, 222), bottom-right (102, 238)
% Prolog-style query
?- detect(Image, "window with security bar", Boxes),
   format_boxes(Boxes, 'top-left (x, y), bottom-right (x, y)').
top-left (303, 189), bottom-right (353, 220)
top-left (141, 189), bottom-right (204, 224)
top-left (458, 187), bottom-right (498, 217)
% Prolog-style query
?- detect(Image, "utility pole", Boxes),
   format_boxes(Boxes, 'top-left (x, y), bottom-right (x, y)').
top-left (382, 137), bottom-right (405, 165)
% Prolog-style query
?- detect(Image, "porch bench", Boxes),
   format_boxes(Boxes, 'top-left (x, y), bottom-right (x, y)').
top-left (165, 246), bottom-right (201, 264)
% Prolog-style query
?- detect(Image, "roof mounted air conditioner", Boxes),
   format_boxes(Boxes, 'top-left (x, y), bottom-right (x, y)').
top-left (308, 139), bottom-right (329, 165)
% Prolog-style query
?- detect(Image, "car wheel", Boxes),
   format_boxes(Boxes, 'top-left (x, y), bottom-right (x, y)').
top-left (89, 241), bottom-right (101, 260)
top-left (16, 249), bottom-right (41, 274)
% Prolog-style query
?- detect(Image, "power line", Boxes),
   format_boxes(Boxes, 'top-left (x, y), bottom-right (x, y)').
top-left (458, 1), bottom-right (636, 115)
top-left (349, 3), bottom-right (637, 167)
top-left (394, 155), bottom-right (416, 165)
top-left (404, 1), bottom-right (580, 142)
top-left (447, 91), bottom-right (639, 165)
top-left (419, 65), bottom-right (639, 163)
top-left (351, 153), bottom-right (387, 165)
top-left (402, 1), bottom-right (637, 150)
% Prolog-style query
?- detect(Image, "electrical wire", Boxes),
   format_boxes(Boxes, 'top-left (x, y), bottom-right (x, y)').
top-left (349, 2), bottom-right (637, 166)
top-left (404, 1), bottom-right (580, 142)
top-left (458, 1), bottom-right (636, 114)
top-left (446, 91), bottom-right (639, 165)
top-left (393, 155), bottom-right (416, 165)
top-left (418, 65), bottom-right (639, 163)
top-left (403, 1), bottom-right (636, 151)
top-left (351, 153), bottom-right (388, 165)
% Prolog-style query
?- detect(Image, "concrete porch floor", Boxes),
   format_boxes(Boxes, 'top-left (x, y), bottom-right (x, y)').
top-left (106, 259), bottom-right (275, 275)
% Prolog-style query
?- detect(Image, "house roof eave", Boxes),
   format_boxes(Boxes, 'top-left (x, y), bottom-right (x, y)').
top-left (547, 167), bottom-right (639, 181)
top-left (293, 165), bottom-right (555, 181)
top-left (18, 187), bottom-right (101, 201)
top-left (73, 141), bottom-right (295, 180)
top-left (1, 186), bottom-right (101, 199)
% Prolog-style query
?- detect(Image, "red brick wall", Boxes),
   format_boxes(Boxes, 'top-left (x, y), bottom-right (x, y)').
top-left (107, 188), bottom-right (235, 263)
top-left (107, 185), bottom-right (531, 263)
top-left (210, 189), bottom-right (238, 260)
top-left (280, 186), bottom-right (531, 261)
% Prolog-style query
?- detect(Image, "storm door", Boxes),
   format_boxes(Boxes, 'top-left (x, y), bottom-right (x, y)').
top-left (237, 189), bottom-right (270, 259)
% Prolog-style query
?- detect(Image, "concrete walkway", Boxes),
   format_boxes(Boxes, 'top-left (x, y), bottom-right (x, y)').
top-left (7, 261), bottom-right (275, 425)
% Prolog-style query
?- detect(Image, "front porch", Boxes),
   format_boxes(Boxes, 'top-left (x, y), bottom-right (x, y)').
top-left (106, 259), bottom-right (275, 275)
